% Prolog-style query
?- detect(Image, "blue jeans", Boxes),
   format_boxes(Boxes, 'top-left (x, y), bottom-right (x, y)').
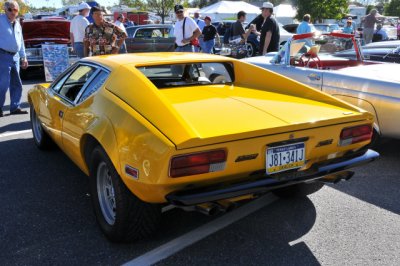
top-left (119, 42), bottom-right (127, 54)
top-left (175, 45), bottom-right (194, 52)
top-left (201, 39), bottom-right (215, 54)
top-left (73, 42), bottom-right (84, 58)
top-left (0, 52), bottom-right (23, 112)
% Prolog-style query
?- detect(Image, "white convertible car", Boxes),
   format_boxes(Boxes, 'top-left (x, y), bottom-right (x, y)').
top-left (244, 32), bottom-right (400, 140)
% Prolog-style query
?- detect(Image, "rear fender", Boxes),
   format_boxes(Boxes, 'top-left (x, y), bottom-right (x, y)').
top-left (81, 116), bottom-right (120, 176)
top-left (331, 95), bottom-right (381, 135)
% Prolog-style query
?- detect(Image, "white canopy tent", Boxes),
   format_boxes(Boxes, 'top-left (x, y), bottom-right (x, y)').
top-left (198, 1), bottom-right (261, 22)
top-left (274, 4), bottom-right (297, 25)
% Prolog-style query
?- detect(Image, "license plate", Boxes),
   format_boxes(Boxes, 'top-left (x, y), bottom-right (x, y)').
top-left (266, 143), bottom-right (305, 174)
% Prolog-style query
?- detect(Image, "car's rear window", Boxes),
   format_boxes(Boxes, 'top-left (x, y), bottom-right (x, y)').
top-left (137, 62), bottom-right (234, 88)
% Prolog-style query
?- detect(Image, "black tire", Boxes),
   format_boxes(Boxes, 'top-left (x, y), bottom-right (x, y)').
top-left (89, 146), bottom-right (161, 242)
top-left (30, 105), bottom-right (53, 150)
top-left (246, 42), bottom-right (257, 57)
top-left (272, 182), bottom-right (324, 198)
top-left (366, 128), bottom-right (380, 148)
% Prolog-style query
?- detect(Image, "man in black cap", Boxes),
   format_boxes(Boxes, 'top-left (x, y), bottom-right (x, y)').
top-left (173, 4), bottom-right (201, 52)
top-left (83, 6), bottom-right (127, 56)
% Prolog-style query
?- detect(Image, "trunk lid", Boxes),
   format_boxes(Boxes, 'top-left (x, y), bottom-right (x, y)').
top-left (160, 85), bottom-right (369, 149)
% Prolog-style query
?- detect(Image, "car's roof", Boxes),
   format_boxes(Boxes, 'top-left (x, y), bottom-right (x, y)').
top-left (82, 52), bottom-right (233, 69)
top-left (126, 24), bottom-right (172, 30)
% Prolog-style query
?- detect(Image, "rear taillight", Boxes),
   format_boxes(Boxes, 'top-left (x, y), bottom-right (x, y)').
top-left (339, 124), bottom-right (372, 146)
top-left (169, 149), bottom-right (227, 178)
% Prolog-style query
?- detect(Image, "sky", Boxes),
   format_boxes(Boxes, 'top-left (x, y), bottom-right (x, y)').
top-left (25, 0), bottom-right (118, 8)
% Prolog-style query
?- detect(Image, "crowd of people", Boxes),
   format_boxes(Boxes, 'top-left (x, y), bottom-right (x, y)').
top-left (173, 2), bottom-right (281, 56)
top-left (1, 0), bottom-right (399, 118)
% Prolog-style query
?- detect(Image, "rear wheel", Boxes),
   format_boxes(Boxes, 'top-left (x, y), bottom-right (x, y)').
top-left (89, 146), bottom-right (161, 242)
top-left (30, 105), bottom-right (53, 150)
top-left (272, 182), bottom-right (324, 198)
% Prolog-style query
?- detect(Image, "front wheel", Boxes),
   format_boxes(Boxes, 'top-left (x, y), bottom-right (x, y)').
top-left (272, 182), bottom-right (324, 198)
top-left (89, 146), bottom-right (161, 242)
top-left (30, 105), bottom-right (53, 150)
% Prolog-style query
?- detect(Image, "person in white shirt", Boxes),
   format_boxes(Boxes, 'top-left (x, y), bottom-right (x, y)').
top-left (114, 14), bottom-right (127, 53)
top-left (173, 4), bottom-right (201, 52)
top-left (70, 2), bottom-right (90, 58)
top-left (193, 12), bottom-right (205, 52)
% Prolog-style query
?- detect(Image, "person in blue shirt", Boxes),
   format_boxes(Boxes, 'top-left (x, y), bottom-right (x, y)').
top-left (373, 24), bottom-right (388, 41)
top-left (0, 1), bottom-right (28, 117)
top-left (342, 20), bottom-right (354, 34)
top-left (297, 14), bottom-right (312, 34)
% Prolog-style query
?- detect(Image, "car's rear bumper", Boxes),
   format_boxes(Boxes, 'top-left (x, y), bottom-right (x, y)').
top-left (166, 149), bottom-right (379, 206)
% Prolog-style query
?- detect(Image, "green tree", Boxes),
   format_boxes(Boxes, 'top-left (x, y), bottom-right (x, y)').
top-left (0, 0), bottom-right (29, 14)
top-left (296, 0), bottom-right (348, 23)
top-left (119, 0), bottom-right (147, 10)
top-left (147, 0), bottom-right (175, 24)
top-left (385, 0), bottom-right (400, 16)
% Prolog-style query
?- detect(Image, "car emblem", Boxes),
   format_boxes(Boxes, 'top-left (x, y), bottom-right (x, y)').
top-left (289, 133), bottom-right (294, 139)
top-left (316, 139), bottom-right (334, 147)
top-left (235, 153), bottom-right (259, 162)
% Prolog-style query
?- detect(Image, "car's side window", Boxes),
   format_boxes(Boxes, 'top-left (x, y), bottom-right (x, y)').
top-left (77, 70), bottom-right (109, 103)
top-left (136, 29), bottom-right (153, 38)
top-left (58, 65), bottom-right (97, 102)
top-left (51, 74), bottom-right (70, 93)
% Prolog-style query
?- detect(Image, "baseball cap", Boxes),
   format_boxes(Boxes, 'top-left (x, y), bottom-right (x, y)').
top-left (174, 4), bottom-right (184, 13)
top-left (91, 6), bottom-right (104, 13)
top-left (261, 2), bottom-right (273, 9)
top-left (78, 2), bottom-right (91, 11)
top-left (204, 16), bottom-right (211, 21)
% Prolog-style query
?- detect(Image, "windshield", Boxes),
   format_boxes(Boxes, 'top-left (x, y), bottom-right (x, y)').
top-left (272, 34), bottom-right (357, 65)
top-left (137, 62), bottom-right (234, 88)
top-left (314, 24), bottom-right (339, 33)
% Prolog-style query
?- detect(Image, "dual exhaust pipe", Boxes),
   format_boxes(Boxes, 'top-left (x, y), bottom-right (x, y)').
top-left (178, 199), bottom-right (237, 216)
top-left (176, 170), bottom-right (354, 216)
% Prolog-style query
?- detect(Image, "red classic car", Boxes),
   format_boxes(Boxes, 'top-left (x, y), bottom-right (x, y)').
top-left (21, 18), bottom-right (78, 76)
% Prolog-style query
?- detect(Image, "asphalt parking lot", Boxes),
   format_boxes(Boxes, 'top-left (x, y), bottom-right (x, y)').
top-left (0, 79), bottom-right (399, 265)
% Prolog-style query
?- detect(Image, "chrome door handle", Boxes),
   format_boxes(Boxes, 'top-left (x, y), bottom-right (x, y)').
top-left (308, 73), bottom-right (321, 81)
top-left (59, 110), bottom-right (64, 118)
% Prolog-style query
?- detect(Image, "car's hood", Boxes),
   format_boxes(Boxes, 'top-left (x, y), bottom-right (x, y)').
top-left (22, 20), bottom-right (70, 46)
top-left (336, 63), bottom-right (400, 83)
top-left (160, 85), bottom-right (364, 148)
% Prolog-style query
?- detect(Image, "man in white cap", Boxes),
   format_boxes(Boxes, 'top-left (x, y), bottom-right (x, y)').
top-left (259, 2), bottom-right (279, 55)
top-left (70, 2), bottom-right (90, 58)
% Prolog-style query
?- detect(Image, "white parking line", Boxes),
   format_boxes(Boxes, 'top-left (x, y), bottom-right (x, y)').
top-left (123, 194), bottom-right (277, 266)
top-left (0, 129), bottom-right (32, 138)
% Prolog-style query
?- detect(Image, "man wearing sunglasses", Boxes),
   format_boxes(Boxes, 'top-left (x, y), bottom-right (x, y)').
top-left (173, 4), bottom-right (201, 52)
top-left (0, 0), bottom-right (28, 117)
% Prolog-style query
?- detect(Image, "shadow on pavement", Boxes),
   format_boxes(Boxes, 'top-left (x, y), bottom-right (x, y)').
top-left (329, 138), bottom-right (400, 215)
top-left (158, 197), bottom-right (319, 266)
top-left (1, 101), bottom-right (30, 112)
top-left (0, 138), bottom-right (217, 265)
top-left (0, 120), bottom-right (31, 133)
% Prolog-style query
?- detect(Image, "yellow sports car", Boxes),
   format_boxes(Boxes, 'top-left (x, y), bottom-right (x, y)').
top-left (28, 53), bottom-right (378, 242)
